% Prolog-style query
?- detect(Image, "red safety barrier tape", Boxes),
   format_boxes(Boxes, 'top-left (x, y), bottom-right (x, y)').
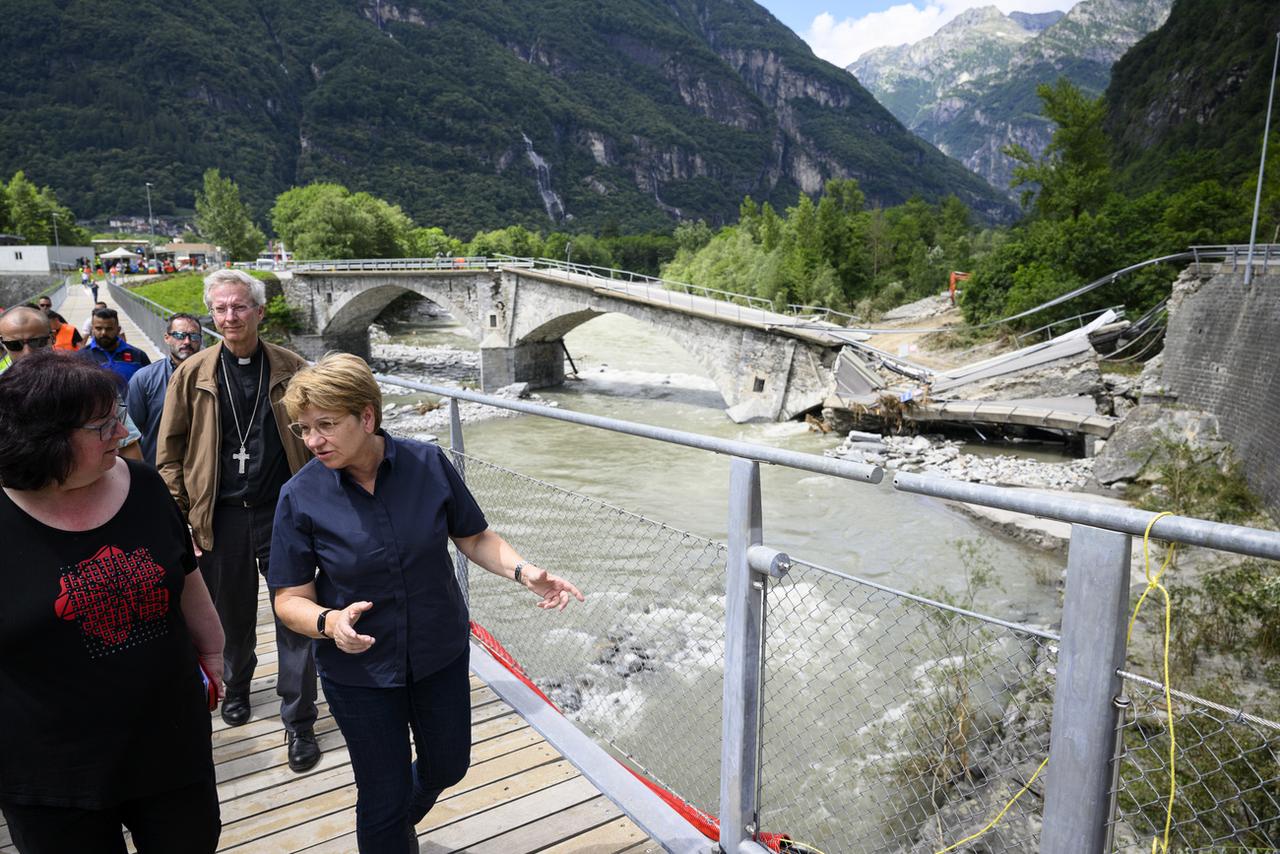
top-left (469, 621), bottom-right (791, 852)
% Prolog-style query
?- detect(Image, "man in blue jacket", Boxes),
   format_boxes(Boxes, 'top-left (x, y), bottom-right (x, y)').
top-left (127, 312), bottom-right (203, 464)
top-left (80, 307), bottom-right (151, 382)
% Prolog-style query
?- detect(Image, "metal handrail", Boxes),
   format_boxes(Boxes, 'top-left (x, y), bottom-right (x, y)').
top-left (892, 471), bottom-right (1280, 561)
top-left (1014, 304), bottom-right (1126, 344)
top-left (286, 245), bottom-right (1276, 341)
top-left (373, 371), bottom-right (882, 485)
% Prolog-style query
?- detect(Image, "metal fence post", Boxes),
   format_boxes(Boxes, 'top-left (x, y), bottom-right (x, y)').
top-left (719, 456), bottom-right (766, 853)
top-left (449, 397), bottom-right (470, 605)
top-left (1041, 524), bottom-right (1133, 854)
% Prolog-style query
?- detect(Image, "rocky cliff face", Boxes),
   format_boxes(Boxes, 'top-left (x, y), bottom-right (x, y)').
top-left (0, 0), bottom-right (1013, 234)
top-left (849, 0), bottom-right (1170, 193)
top-left (1104, 0), bottom-right (1280, 194)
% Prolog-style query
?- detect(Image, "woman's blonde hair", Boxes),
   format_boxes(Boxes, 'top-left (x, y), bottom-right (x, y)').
top-left (283, 352), bottom-right (382, 429)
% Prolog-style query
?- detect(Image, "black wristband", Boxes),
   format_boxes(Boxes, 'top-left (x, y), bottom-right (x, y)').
top-left (317, 609), bottom-right (333, 638)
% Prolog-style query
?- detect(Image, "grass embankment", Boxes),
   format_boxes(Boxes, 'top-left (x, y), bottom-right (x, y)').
top-left (130, 271), bottom-right (276, 315)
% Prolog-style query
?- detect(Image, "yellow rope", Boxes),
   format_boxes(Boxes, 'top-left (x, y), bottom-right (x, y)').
top-left (781, 842), bottom-right (829, 854)
top-left (931, 511), bottom-right (1180, 854)
top-left (1125, 511), bottom-right (1178, 854)
top-left (933, 755), bottom-right (1050, 854)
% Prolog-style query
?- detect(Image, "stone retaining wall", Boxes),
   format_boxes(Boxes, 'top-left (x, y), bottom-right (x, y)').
top-left (1160, 267), bottom-right (1280, 513)
top-left (0, 274), bottom-right (59, 307)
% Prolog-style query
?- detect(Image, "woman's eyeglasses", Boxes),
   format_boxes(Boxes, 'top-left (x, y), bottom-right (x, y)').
top-left (1, 335), bottom-right (51, 352)
top-left (81, 403), bottom-right (128, 441)
top-left (287, 415), bottom-right (350, 439)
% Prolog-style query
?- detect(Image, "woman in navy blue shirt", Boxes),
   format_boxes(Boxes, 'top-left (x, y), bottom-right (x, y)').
top-left (268, 354), bottom-right (582, 854)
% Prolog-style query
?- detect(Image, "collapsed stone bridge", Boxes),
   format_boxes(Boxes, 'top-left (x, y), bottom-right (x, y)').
top-left (283, 263), bottom-right (840, 422)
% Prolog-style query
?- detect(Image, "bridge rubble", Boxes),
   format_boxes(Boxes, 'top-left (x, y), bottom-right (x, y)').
top-left (822, 302), bottom-right (1123, 441)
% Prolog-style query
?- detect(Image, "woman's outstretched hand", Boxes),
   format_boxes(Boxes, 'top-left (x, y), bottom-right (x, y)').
top-left (332, 601), bottom-right (377, 654)
top-left (523, 567), bottom-right (585, 611)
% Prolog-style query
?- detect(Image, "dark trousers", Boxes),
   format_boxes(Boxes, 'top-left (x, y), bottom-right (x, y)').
top-left (199, 503), bottom-right (317, 731)
top-left (0, 771), bottom-right (219, 854)
top-left (323, 649), bottom-right (472, 854)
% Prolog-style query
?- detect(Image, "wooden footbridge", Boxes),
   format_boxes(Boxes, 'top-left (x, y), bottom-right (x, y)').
top-left (0, 591), bottom-right (659, 854)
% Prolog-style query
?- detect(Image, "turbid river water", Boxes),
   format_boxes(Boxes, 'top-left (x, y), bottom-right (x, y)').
top-left (379, 311), bottom-right (1063, 846)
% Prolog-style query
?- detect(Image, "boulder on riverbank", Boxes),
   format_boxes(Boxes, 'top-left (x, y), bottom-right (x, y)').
top-left (1089, 403), bottom-right (1225, 488)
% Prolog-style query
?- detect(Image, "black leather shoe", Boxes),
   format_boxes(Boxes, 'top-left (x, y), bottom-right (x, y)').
top-left (221, 692), bottom-right (250, 726)
top-left (287, 728), bottom-right (322, 773)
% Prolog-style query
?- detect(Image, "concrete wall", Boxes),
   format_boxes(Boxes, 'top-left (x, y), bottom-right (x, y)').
top-left (1160, 267), bottom-right (1280, 512)
top-left (0, 274), bottom-right (60, 307)
top-left (0, 245), bottom-right (92, 274)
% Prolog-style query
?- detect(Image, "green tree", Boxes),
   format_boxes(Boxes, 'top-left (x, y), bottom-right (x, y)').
top-left (195, 169), bottom-right (266, 262)
top-left (404, 226), bottom-right (463, 258)
top-left (466, 225), bottom-right (542, 258)
top-left (7, 172), bottom-right (49, 242)
top-left (1006, 79), bottom-right (1111, 221)
top-left (3, 171), bottom-right (89, 245)
top-left (673, 219), bottom-right (713, 253)
top-left (271, 183), bottom-right (411, 260)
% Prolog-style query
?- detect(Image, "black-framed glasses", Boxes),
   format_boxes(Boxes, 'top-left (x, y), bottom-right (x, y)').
top-left (287, 415), bottom-right (352, 439)
top-left (81, 403), bottom-right (128, 441)
top-left (1, 336), bottom-right (51, 352)
top-left (167, 330), bottom-right (200, 341)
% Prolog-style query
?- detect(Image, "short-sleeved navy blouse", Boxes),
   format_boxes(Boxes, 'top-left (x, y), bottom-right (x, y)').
top-left (268, 432), bottom-right (487, 687)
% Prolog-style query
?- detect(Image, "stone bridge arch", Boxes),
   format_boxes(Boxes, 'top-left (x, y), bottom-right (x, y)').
top-left (499, 269), bottom-right (836, 421)
top-left (285, 271), bottom-right (490, 357)
top-left (516, 308), bottom-right (740, 409)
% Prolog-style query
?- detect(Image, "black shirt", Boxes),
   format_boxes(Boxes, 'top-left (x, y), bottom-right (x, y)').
top-left (268, 434), bottom-right (487, 687)
top-left (216, 343), bottom-right (289, 506)
top-left (0, 461), bottom-right (212, 808)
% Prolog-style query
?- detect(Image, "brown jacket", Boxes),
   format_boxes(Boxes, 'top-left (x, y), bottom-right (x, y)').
top-left (156, 340), bottom-right (311, 551)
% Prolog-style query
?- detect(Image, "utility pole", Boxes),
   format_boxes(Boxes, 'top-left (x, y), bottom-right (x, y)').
top-left (1245, 32), bottom-right (1280, 285)
top-left (51, 210), bottom-right (60, 271)
top-left (145, 181), bottom-right (155, 267)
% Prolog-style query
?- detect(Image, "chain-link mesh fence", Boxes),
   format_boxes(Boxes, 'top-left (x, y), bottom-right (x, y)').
top-left (449, 448), bottom-right (1277, 853)
top-left (757, 557), bottom-right (1058, 854)
top-left (1109, 672), bottom-right (1280, 852)
top-left (457, 451), bottom-right (728, 816)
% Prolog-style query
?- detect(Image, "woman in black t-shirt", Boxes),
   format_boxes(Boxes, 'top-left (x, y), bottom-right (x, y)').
top-left (0, 350), bottom-right (225, 854)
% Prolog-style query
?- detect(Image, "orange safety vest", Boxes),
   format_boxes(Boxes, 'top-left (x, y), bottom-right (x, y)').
top-left (53, 323), bottom-right (79, 351)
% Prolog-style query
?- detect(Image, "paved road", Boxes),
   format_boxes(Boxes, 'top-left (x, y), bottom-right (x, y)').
top-left (58, 279), bottom-right (163, 360)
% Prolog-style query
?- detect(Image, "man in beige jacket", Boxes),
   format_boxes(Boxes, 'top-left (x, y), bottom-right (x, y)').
top-left (157, 268), bottom-right (321, 773)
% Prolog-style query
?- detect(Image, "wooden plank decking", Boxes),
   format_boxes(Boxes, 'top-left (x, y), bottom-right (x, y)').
top-left (1, 593), bottom-right (660, 853)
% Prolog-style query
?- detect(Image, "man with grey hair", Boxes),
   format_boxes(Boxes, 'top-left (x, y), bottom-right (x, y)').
top-left (157, 268), bottom-right (322, 772)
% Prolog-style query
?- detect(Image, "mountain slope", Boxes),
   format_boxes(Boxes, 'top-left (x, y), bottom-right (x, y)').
top-left (849, 0), bottom-right (1170, 192)
top-left (0, 0), bottom-right (1013, 235)
top-left (1104, 0), bottom-right (1280, 195)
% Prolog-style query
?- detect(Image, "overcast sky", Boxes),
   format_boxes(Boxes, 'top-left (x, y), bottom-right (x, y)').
top-left (757, 0), bottom-right (1073, 66)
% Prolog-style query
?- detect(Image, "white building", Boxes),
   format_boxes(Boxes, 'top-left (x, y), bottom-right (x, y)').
top-left (0, 244), bottom-right (93, 274)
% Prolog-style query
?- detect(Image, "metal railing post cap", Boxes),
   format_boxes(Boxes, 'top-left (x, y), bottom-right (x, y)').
top-left (746, 544), bottom-right (791, 578)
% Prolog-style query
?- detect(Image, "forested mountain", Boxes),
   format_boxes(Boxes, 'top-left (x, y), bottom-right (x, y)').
top-left (0, 0), bottom-right (1012, 237)
top-left (849, 0), bottom-right (1170, 193)
top-left (1104, 0), bottom-right (1280, 196)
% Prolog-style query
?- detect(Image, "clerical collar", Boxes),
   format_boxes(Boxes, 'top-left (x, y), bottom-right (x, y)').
top-left (222, 342), bottom-right (262, 367)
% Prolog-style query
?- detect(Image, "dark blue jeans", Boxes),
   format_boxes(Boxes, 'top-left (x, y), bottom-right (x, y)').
top-left (322, 648), bottom-right (472, 854)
